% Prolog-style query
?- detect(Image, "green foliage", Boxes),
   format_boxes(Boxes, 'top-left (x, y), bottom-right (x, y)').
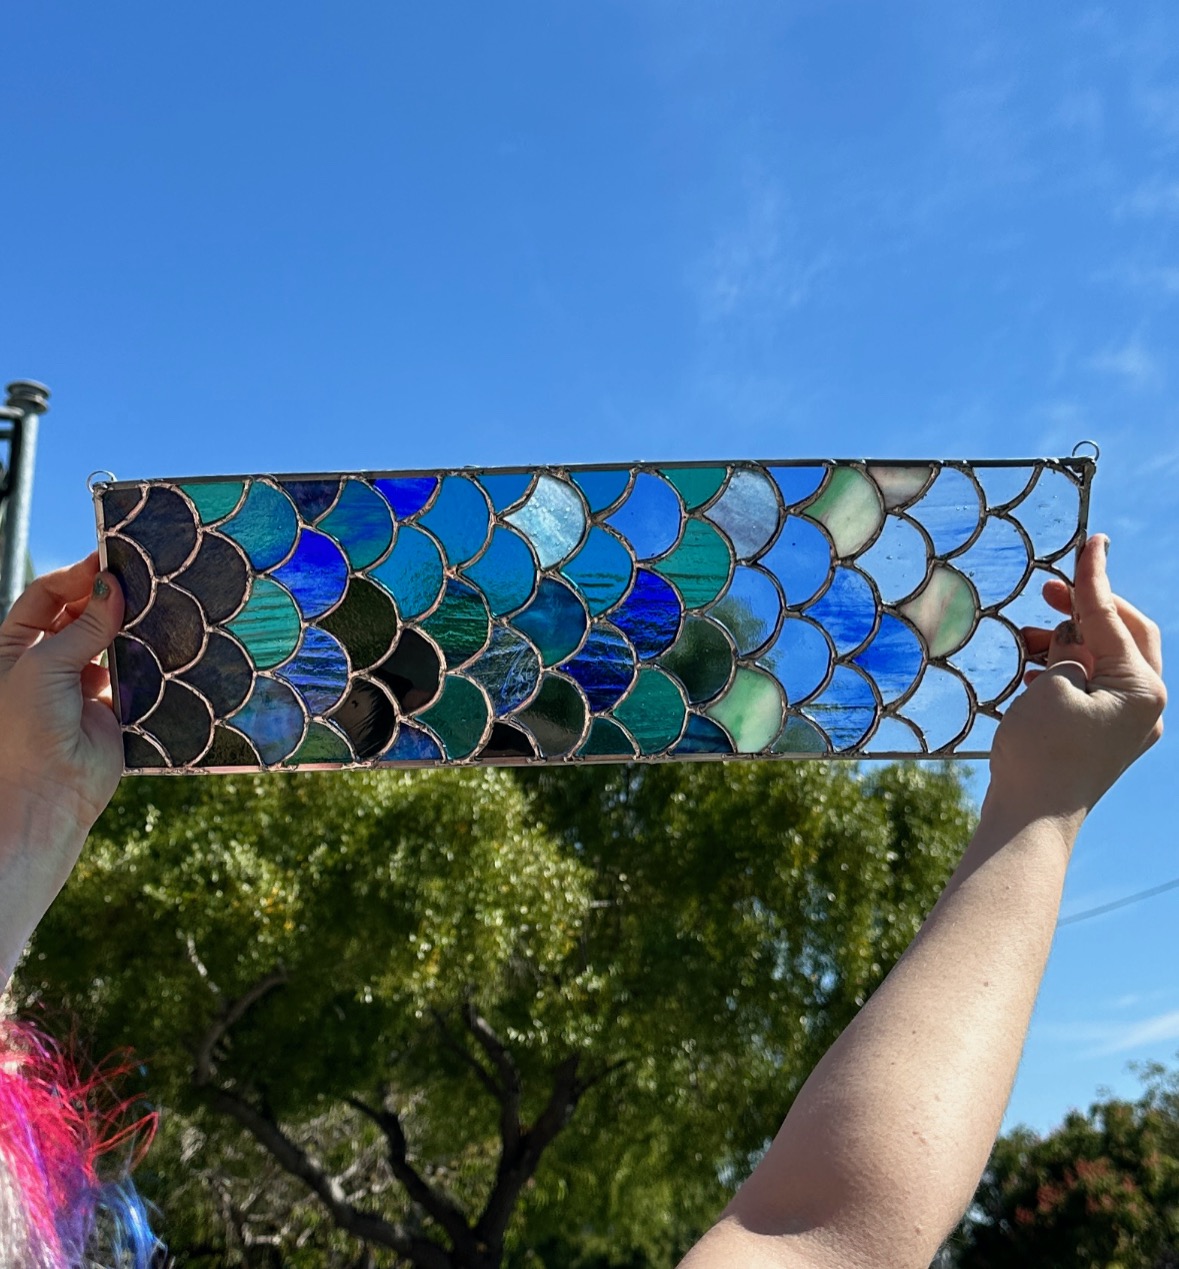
top-left (27, 768), bottom-right (595, 1257)
top-left (512, 761), bottom-right (974, 1252)
top-left (31, 768), bottom-right (590, 1099)
top-left (18, 760), bottom-right (973, 1266)
top-left (949, 1061), bottom-right (1179, 1268)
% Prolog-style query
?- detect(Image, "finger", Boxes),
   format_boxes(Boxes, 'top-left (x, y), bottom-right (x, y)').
top-left (1046, 618), bottom-right (1096, 679)
top-left (1022, 627), bottom-right (1053, 663)
top-left (1042, 578), bottom-right (1072, 617)
top-left (32, 572), bottom-right (124, 675)
top-left (48, 596), bottom-right (91, 635)
top-left (81, 660), bottom-right (113, 706)
top-left (1039, 660), bottom-right (1090, 694)
top-left (1071, 535), bottom-right (1140, 668)
top-left (1043, 576), bottom-right (1162, 675)
top-left (0, 555), bottom-right (100, 668)
top-left (1109, 594), bottom-right (1163, 676)
top-left (1022, 658), bottom-right (1089, 694)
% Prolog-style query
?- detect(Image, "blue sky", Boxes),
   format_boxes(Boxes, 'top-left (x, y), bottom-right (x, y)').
top-left (3, 1), bottom-right (1178, 1137)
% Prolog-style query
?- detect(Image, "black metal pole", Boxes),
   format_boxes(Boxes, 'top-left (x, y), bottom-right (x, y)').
top-left (0, 380), bottom-right (50, 619)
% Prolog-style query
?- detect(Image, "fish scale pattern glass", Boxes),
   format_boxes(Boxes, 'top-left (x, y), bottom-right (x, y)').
top-left (93, 457), bottom-right (1094, 773)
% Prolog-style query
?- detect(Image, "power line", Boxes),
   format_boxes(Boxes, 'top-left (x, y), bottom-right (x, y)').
top-left (1057, 877), bottom-right (1179, 927)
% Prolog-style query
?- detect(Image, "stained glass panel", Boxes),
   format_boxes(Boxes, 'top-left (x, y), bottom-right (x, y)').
top-left (93, 457), bottom-right (1095, 773)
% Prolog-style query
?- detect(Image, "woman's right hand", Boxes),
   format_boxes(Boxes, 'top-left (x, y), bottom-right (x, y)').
top-left (0, 553), bottom-right (125, 835)
top-left (0, 554), bottom-right (126, 984)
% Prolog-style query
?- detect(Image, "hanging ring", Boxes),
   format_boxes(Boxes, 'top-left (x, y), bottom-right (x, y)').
top-left (1071, 440), bottom-right (1100, 461)
top-left (87, 469), bottom-right (117, 491)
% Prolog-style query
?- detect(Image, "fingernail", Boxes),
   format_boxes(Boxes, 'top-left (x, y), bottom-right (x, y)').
top-left (1056, 618), bottom-right (1083, 646)
top-left (92, 575), bottom-right (110, 600)
top-left (1103, 535), bottom-right (1111, 557)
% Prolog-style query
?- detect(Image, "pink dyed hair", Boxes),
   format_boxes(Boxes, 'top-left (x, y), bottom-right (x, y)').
top-left (0, 1017), bottom-right (160, 1268)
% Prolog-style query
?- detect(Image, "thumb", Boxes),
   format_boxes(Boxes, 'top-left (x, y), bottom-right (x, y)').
top-left (36, 572), bottom-right (125, 672)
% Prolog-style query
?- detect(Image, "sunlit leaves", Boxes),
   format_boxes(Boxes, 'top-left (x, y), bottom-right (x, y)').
top-left (952, 1061), bottom-right (1179, 1267)
top-left (21, 759), bottom-right (975, 1265)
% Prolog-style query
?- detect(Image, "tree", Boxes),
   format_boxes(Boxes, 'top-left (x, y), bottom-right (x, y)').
top-left (947, 1061), bottom-right (1179, 1268)
top-left (16, 761), bottom-right (974, 1266)
top-left (509, 760), bottom-right (975, 1257)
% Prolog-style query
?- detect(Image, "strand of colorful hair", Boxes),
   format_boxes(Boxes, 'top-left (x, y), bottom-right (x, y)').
top-left (0, 1016), bottom-right (163, 1268)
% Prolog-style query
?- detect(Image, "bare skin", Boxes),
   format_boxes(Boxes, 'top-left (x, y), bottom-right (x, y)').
top-left (0, 538), bottom-right (1166, 1268)
top-left (0, 554), bottom-right (124, 986)
top-left (680, 535), bottom-right (1165, 1269)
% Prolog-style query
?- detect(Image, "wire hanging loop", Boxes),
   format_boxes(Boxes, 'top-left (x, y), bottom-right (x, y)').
top-left (87, 469), bottom-right (117, 491)
top-left (1071, 440), bottom-right (1100, 462)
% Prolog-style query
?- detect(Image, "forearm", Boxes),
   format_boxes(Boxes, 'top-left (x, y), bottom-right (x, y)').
top-left (0, 782), bottom-right (90, 989)
top-left (721, 799), bottom-right (1079, 1268)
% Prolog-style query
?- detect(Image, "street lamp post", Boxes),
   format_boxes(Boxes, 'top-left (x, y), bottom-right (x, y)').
top-left (0, 379), bottom-right (50, 619)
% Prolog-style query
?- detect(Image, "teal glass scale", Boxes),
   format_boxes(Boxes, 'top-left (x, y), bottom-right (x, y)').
top-left (93, 457), bottom-right (1095, 773)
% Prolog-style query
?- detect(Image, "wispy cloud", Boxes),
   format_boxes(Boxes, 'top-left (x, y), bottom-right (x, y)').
top-left (693, 180), bottom-right (833, 326)
top-left (1092, 1009), bottom-right (1179, 1056)
top-left (1037, 1005), bottom-right (1179, 1058)
top-left (940, 76), bottom-right (1027, 178)
top-left (1110, 988), bottom-right (1178, 1011)
top-left (1136, 444), bottom-right (1179, 477)
top-left (1090, 4), bottom-right (1179, 151)
top-left (1054, 86), bottom-right (1105, 138)
top-left (1032, 399), bottom-right (1092, 454)
top-left (1134, 84), bottom-right (1179, 147)
top-left (1118, 177), bottom-right (1179, 219)
top-left (1092, 260), bottom-right (1179, 295)
top-left (1087, 336), bottom-right (1163, 389)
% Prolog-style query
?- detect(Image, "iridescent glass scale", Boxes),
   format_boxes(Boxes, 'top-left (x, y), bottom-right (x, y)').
top-left (93, 457), bottom-right (1094, 772)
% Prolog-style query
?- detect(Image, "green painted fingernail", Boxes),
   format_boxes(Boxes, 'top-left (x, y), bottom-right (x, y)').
top-left (92, 575), bottom-right (110, 599)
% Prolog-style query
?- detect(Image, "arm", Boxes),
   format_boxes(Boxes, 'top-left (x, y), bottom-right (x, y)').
top-left (681, 535), bottom-right (1166, 1269)
top-left (0, 555), bottom-right (124, 989)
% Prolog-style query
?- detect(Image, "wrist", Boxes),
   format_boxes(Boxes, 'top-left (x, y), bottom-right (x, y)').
top-left (0, 768), bottom-right (105, 839)
top-left (0, 777), bottom-right (92, 872)
top-left (976, 783), bottom-right (1084, 853)
top-left (0, 780), bottom-right (92, 989)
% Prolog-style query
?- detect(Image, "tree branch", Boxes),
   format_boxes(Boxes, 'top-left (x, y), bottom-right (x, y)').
top-left (475, 1052), bottom-right (631, 1250)
top-left (346, 1094), bottom-right (478, 1257)
top-left (462, 1003), bottom-right (522, 1156)
top-left (579, 1057), bottom-right (632, 1096)
top-left (430, 1007), bottom-right (501, 1104)
top-left (183, 931), bottom-right (220, 996)
top-left (208, 1085), bottom-right (451, 1269)
top-left (193, 967), bottom-right (288, 1087)
top-left (476, 1053), bottom-right (581, 1249)
top-left (192, 970), bottom-right (457, 1269)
